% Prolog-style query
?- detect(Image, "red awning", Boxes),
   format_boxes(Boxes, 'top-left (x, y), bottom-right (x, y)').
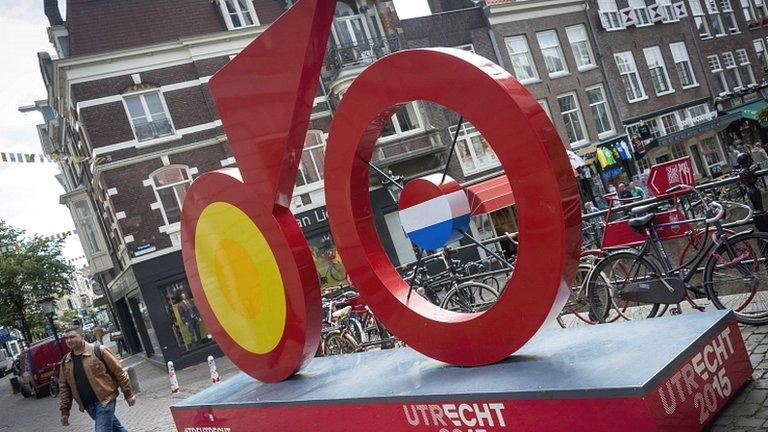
top-left (464, 175), bottom-right (515, 215)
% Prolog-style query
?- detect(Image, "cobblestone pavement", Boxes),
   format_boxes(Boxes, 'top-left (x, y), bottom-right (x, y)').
top-left (0, 325), bottom-right (766, 431)
top-left (710, 324), bottom-right (768, 431)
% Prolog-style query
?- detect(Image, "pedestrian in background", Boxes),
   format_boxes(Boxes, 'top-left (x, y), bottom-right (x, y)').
top-left (629, 181), bottom-right (645, 198)
top-left (617, 183), bottom-right (633, 200)
top-left (93, 325), bottom-right (105, 344)
top-left (59, 325), bottom-right (135, 431)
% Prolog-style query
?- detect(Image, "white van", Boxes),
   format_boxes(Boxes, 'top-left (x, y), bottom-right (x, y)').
top-left (1, 340), bottom-right (21, 377)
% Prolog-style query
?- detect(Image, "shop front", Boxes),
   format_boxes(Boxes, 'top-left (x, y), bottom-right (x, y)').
top-left (723, 100), bottom-right (768, 165)
top-left (107, 252), bottom-right (220, 369)
top-left (573, 135), bottom-right (635, 207)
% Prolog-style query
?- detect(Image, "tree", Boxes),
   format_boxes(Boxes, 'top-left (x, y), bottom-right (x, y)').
top-left (757, 106), bottom-right (768, 127)
top-left (0, 220), bottom-right (75, 343)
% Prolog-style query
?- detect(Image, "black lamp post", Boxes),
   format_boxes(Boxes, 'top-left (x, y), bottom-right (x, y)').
top-left (38, 296), bottom-right (65, 358)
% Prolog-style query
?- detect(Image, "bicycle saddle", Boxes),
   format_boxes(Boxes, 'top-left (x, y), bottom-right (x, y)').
top-left (628, 213), bottom-right (654, 231)
top-left (332, 306), bottom-right (352, 319)
top-left (630, 202), bottom-right (662, 216)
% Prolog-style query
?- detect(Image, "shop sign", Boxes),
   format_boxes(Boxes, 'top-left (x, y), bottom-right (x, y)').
top-left (647, 157), bottom-right (695, 197)
top-left (294, 207), bottom-right (328, 230)
top-left (180, 0), bottom-right (580, 383)
top-left (133, 243), bottom-right (156, 257)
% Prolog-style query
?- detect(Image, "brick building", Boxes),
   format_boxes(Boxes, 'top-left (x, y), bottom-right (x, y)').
top-left (33, 0), bottom-right (513, 367)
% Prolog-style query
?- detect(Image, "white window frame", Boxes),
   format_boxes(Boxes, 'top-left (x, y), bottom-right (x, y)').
top-left (670, 42), bottom-right (699, 89)
top-left (72, 199), bottom-right (106, 255)
top-left (504, 35), bottom-right (540, 84)
top-left (585, 84), bottom-right (615, 139)
top-left (615, 51), bottom-right (648, 102)
top-left (295, 130), bottom-right (327, 195)
top-left (218, 0), bottom-right (260, 30)
top-left (536, 30), bottom-right (569, 78)
top-left (378, 102), bottom-right (425, 143)
top-left (565, 25), bottom-right (596, 71)
top-left (722, 51), bottom-right (744, 90)
top-left (150, 165), bottom-right (192, 227)
top-left (706, 0), bottom-right (721, 13)
top-left (557, 92), bottom-right (589, 146)
top-left (694, 16), bottom-right (712, 38)
top-left (711, 13), bottom-right (727, 36)
top-left (122, 89), bottom-right (177, 145)
top-left (736, 48), bottom-right (757, 85)
top-left (643, 46), bottom-right (675, 96)
top-left (723, 11), bottom-right (740, 33)
top-left (598, 0), bottom-right (625, 30)
top-left (630, 0), bottom-right (653, 26)
top-left (660, 112), bottom-right (681, 135)
top-left (449, 123), bottom-right (500, 176)
top-left (708, 55), bottom-right (730, 94)
top-left (659, 0), bottom-right (680, 21)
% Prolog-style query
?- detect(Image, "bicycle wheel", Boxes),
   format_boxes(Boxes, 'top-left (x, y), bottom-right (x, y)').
top-left (704, 231), bottom-right (768, 325)
top-left (481, 276), bottom-right (500, 291)
top-left (440, 282), bottom-right (499, 313)
top-left (586, 251), bottom-right (661, 322)
top-left (322, 331), bottom-right (359, 356)
top-left (557, 264), bottom-right (597, 328)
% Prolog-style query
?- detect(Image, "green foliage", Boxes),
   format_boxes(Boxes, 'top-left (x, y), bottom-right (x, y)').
top-left (758, 106), bottom-right (768, 126)
top-left (0, 220), bottom-right (75, 342)
top-left (59, 309), bottom-right (80, 327)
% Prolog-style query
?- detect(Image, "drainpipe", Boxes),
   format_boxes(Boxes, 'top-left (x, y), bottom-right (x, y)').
top-left (482, 6), bottom-right (504, 65)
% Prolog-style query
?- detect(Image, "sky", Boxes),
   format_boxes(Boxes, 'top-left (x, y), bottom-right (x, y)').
top-left (0, 1), bottom-right (86, 265)
top-left (393, 0), bottom-right (432, 19)
top-left (0, 0), bottom-right (430, 266)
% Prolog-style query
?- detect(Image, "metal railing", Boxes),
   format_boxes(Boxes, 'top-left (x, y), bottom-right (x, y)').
top-left (324, 35), bottom-right (401, 74)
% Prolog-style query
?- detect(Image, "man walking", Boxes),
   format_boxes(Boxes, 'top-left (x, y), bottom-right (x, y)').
top-left (59, 325), bottom-right (136, 431)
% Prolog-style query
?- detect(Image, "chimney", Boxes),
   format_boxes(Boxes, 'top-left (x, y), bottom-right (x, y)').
top-left (44, 0), bottom-right (64, 26)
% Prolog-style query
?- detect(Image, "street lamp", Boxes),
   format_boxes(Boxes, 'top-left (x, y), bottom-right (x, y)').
top-left (381, 170), bottom-right (405, 203)
top-left (37, 296), bottom-right (65, 358)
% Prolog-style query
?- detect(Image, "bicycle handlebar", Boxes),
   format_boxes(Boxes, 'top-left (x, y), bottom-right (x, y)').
top-left (706, 201), bottom-right (725, 225)
top-left (666, 183), bottom-right (694, 194)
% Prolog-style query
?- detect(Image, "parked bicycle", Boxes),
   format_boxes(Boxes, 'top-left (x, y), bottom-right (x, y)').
top-left (585, 184), bottom-right (767, 325)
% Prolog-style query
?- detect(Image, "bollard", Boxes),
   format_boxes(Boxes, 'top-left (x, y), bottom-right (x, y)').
top-left (126, 366), bottom-right (141, 393)
top-left (167, 361), bottom-right (180, 394)
top-left (207, 356), bottom-right (220, 384)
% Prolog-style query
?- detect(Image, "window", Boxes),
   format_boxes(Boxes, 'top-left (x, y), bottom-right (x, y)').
top-left (670, 42), bottom-right (698, 88)
top-left (701, 137), bottom-right (723, 166)
top-left (661, 113), bottom-right (680, 134)
top-left (73, 200), bottom-right (103, 254)
top-left (504, 36), bottom-right (539, 83)
top-left (380, 103), bottom-right (423, 139)
top-left (722, 52), bottom-right (744, 89)
top-left (742, 0), bottom-right (759, 20)
top-left (754, 39), bottom-right (768, 67)
top-left (586, 85), bottom-right (614, 137)
top-left (295, 131), bottom-right (326, 191)
top-left (449, 122), bottom-right (499, 175)
top-left (123, 91), bottom-right (174, 142)
top-left (615, 52), bottom-right (647, 102)
top-left (690, 0), bottom-right (705, 15)
top-left (557, 93), bottom-right (588, 145)
top-left (218, 0), bottom-right (260, 30)
top-left (695, 16), bottom-right (712, 38)
top-left (152, 167), bottom-right (191, 225)
top-left (708, 55), bottom-right (729, 94)
top-left (160, 280), bottom-right (208, 352)
top-left (706, 0), bottom-right (720, 12)
top-left (659, 0), bottom-right (679, 21)
top-left (643, 46), bottom-right (674, 95)
top-left (538, 99), bottom-right (552, 119)
top-left (454, 44), bottom-right (476, 53)
top-left (711, 14), bottom-right (726, 36)
top-left (598, 0), bottom-right (624, 30)
top-left (630, 0), bottom-right (652, 25)
top-left (565, 25), bottom-right (595, 70)
top-left (723, 12), bottom-right (740, 32)
top-left (720, 0), bottom-right (734, 11)
top-left (537, 30), bottom-right (569, 76)
top-left (736, 49), bottom-right (757, 85)
top-left (688, 104), bottom-right (711, 123)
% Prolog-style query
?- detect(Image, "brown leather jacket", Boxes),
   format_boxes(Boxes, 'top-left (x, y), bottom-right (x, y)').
top-left (59, 343), bottom-right (133, 415)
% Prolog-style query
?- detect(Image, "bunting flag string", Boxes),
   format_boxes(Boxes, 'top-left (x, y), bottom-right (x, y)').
top-left (0, 152), bottom-right (106, 165)
top-left (0, 230), bottom-right (77, 254)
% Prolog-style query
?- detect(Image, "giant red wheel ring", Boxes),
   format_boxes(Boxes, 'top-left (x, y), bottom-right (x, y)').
top-left (324, 48), bottom-right (581, 366)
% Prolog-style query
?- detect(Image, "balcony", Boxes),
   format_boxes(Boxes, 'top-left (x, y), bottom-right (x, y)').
top-left (322, 35), bottom-right (400, 91)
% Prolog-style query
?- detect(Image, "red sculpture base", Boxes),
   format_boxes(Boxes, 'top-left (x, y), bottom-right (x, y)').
top-left (171, 311), bottom-right (752, 432)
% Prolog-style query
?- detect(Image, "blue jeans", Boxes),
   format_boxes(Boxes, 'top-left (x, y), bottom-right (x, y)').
top-left (86, 400), bottom-right (128, 432)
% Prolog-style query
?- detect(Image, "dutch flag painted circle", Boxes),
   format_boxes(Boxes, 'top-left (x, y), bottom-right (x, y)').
top-left (398, 174), bottom-right (471, 250)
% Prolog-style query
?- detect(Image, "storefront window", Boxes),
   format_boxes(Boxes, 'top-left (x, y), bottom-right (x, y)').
top-left (160, 280), bottom-right (208, 352)
top-left (308, 233), bottom-right (347, 288)
top-left (702, 137), bottom-right (723, 165)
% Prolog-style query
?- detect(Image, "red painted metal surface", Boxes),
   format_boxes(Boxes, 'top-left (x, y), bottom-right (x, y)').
top-left (324, 47), bottom-right (581, 366)
top-left (464, 175), bottom-right (515, 216)
top-left (179, 0), bottom-right (335, 382)
top-left (171, 319), bottom-right (752, 431)
top-left (602, 209), bottom-right (692, 249)
top-left (647, 157), bottom-right (695, 197)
